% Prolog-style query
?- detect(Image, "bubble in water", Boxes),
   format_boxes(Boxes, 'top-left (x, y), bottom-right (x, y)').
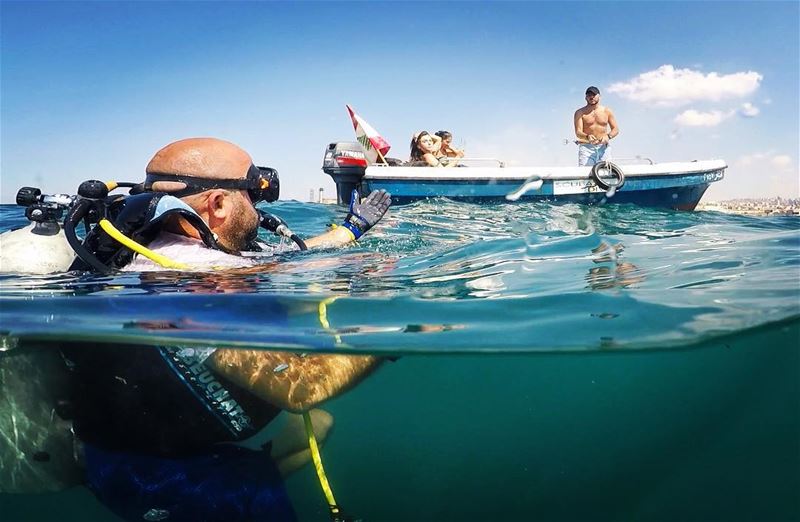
top-left (0, 334), bottom-right (19, 352)
top-left (143, 508), bottom-right (170, 521)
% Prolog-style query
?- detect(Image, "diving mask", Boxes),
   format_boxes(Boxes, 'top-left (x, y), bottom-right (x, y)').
top-left (144, 164), bottom-right (280, 204)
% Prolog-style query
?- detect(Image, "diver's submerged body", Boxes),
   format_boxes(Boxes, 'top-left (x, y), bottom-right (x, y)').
top-left (61, 343), bottom-right (296, 520)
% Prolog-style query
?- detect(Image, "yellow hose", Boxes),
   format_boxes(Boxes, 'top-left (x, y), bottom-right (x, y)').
top-left (318, 297), bottom-right (342, 344)
top-left (310, 296), bottom-right (348, 518)
top-left (304, 410), bottom-right (340, 514)
top-left (98, 219), bottom-right (190, 270)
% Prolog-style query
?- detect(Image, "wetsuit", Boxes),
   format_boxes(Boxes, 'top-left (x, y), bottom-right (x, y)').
top-left (61, 341), bottom-right (296, 522)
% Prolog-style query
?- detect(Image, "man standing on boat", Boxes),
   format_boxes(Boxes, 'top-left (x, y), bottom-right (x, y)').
top-left (574, 86), bottom-right (619, 166)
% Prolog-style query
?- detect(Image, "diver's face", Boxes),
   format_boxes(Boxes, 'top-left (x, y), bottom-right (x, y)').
top-left (218, 190), bottom-right (260, 252)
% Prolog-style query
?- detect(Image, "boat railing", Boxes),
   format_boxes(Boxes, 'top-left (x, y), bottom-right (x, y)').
top-left (563, 139), bottom-right (654, 165)
top-left (371, 156), bottom-right (654, 168)
top-left (611, 156), bottom-right (654, 165)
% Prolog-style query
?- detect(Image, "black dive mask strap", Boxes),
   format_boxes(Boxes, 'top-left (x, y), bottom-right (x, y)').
top-left (144, 172), bottom-right (253, 198)
top-left (145, 164), bottom-right (279, 203)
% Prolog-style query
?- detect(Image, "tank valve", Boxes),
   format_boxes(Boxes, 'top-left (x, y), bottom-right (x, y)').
top-left (25, 204), bottom-right (64, 236)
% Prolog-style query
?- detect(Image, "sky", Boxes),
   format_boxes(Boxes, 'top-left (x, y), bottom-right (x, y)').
top-left (1, 1), bottom-right (798, 204)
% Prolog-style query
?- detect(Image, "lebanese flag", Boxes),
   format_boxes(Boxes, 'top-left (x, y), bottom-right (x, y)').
top-left (346, 104), bottom-right (391, 165)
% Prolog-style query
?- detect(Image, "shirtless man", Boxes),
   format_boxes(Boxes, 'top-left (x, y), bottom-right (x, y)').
top-left (573, 86), bottom-right (619, 166)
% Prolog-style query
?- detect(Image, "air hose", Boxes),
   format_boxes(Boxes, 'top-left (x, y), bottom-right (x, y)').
top-left (63, 198), bottom-right (112, 273)
top-left (97, 219), bottom-right (190, 270)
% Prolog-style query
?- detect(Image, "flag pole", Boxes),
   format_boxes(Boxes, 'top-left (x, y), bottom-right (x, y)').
top-left (375, 147), bottom-right (388, 165)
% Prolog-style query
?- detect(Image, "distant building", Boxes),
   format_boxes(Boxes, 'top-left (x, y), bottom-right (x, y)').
top-left (307, 187), bottom-right (337, 204)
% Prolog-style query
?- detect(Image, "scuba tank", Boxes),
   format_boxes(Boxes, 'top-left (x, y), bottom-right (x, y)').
top-left (0, 187), bottom-right (82, 493)
top-left (0, 188), bottom-right (76, 274)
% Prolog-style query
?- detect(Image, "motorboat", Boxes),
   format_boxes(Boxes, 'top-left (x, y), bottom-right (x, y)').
top-left (321, 141), bottom-right (726, 210)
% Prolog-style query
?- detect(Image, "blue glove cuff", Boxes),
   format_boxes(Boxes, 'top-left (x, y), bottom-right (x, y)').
top-left (341, 220), bottom-right (363, 240)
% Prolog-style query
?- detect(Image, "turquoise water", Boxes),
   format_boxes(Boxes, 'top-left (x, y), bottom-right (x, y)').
top-left (1, 200), bottom-right (799, 520)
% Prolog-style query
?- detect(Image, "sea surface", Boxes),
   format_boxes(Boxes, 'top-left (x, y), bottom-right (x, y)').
top-left (1, 199), bottom-right (798, 521)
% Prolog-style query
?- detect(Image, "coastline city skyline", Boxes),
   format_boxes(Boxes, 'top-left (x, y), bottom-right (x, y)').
top-left (2, 2), bottom-right (798, 204)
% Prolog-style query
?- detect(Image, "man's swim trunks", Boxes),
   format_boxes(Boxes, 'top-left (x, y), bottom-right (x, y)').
top-left (578, 143), bottom-right (609, 166)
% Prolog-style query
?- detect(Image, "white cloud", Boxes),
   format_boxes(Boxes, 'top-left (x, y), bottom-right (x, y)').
top-left (608, 65), bottom-right (763, 106)
top-left (771, 155), bottom-right (792, 169)
top-left (736, 153), bottom-right (761, 167)
top-left (739, 102), bottom-right (760, 117)
top-left (674, 109), bottom-right (733, 127)
top-left (674, 103), bottom-right (760, 126)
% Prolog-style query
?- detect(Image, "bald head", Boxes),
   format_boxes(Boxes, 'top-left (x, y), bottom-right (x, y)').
top-left (145, 138), bottom-right (261, 251)
top-left (147, 138), bottom-right (252, 181)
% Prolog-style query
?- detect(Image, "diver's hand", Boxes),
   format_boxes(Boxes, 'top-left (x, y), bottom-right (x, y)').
top-left (342, 189), bottom-right (391, 240)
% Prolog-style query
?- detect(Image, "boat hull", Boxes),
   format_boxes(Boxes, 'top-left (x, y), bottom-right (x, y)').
top-left (356, 160), bottom-right (726, 210)
top-left (364, 176), bottom-right (714, 210)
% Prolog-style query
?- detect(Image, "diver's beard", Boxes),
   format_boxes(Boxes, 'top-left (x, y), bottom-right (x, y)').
top-left (224, 223), bottom-right (258, 252)
top-left (219, 209), bottom-right (259, 253)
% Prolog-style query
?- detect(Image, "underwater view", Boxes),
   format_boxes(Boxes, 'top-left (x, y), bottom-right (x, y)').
top-left (1, 199), bottom-right (798, 521)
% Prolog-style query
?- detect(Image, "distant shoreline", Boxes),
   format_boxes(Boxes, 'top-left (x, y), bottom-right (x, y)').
top-left (697, 198), bottom-right (799, 216)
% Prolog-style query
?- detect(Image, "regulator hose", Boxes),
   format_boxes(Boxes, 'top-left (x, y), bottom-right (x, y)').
top-left (257, 210), bottom-right (308, 251)
top-left (63, 198), bottom-right (111, 273)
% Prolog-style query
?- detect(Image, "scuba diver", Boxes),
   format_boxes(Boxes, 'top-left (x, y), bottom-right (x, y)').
top-left (3, 137), bottom-right (391, 521)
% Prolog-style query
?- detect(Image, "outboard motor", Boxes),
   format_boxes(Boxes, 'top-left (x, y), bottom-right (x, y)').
top-left (321, 142), bottom-right (368, 206)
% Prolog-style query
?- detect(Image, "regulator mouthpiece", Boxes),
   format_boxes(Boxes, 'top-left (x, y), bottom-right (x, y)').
top-left (257, 210), bottom-right (307, 251)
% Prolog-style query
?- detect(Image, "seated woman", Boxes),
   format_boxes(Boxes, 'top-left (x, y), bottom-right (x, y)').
top-left (435, 130), bottom-right (465, 159)
top-left (409, 131), bottom-right (454, 167)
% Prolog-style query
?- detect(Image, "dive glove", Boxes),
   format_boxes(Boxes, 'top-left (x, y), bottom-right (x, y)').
top-left (341, 189), bottom-right (391, 240)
